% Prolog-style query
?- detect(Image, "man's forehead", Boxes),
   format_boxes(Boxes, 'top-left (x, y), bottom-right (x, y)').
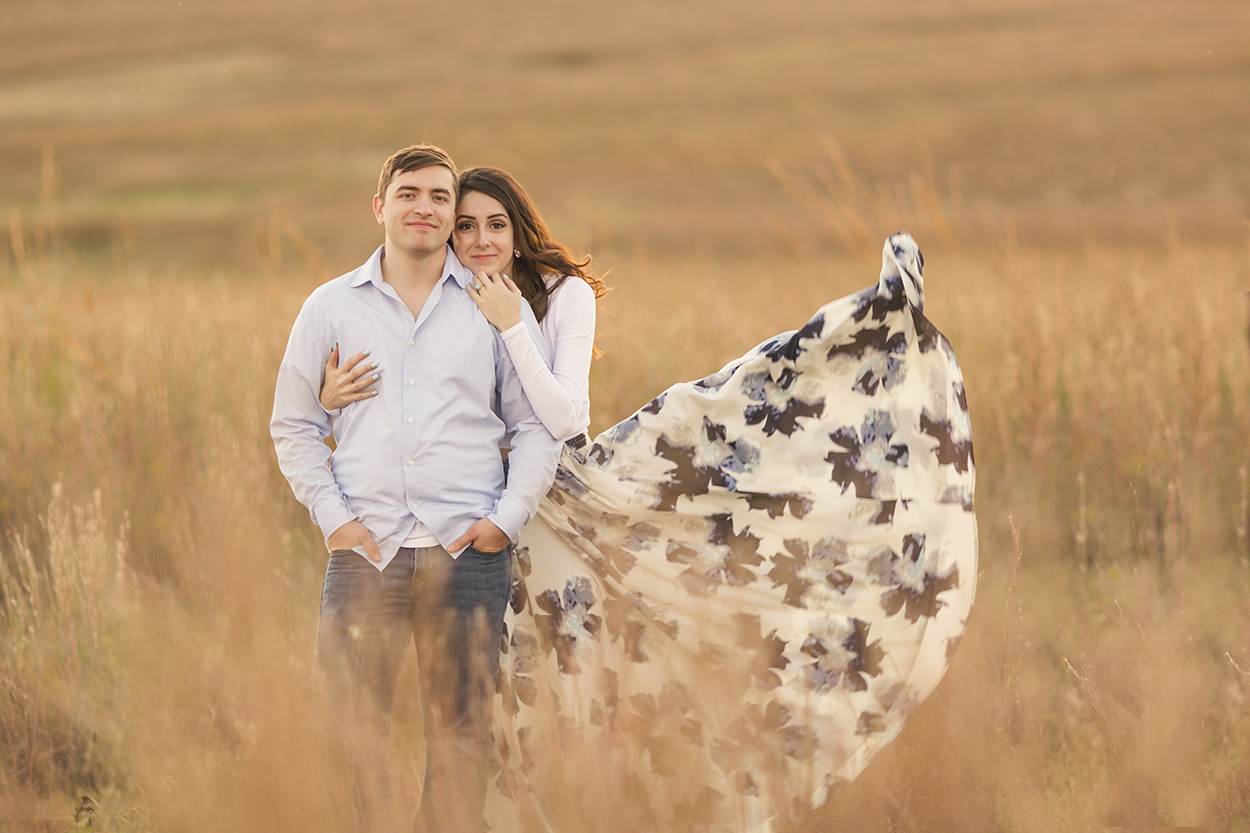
top-left (388, 166), bottom-right (455, 193)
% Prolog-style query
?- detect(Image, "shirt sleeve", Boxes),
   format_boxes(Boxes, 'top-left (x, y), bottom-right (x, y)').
top-left (498, 278), bottom-right (596, 441)
top-left (489, 329), bottom-right (562, 539)
top-left (269, 294), bottom-right (357, 545)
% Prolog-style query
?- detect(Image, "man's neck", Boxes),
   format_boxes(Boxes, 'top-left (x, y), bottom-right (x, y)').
top-left (380, 243), bottom-right (447, 317)
top-left (381, 242), bottom-right (446, 290)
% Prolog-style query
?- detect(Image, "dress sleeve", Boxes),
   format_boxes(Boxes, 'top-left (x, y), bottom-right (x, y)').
top-left (498, 278), bottom-right (596, 441)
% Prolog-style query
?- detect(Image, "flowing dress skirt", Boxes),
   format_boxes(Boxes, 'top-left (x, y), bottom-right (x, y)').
top-left (488, 233), bottom-right (977, 832)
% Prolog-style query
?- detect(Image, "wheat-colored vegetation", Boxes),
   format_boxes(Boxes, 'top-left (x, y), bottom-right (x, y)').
top-left (3, 0), bottom-right (1250, 829)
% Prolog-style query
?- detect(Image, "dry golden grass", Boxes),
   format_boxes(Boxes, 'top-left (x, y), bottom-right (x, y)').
top-left (2, 226), bottom-right (1248, 831)
top-left (3, 0), bottom-right (1250, 829)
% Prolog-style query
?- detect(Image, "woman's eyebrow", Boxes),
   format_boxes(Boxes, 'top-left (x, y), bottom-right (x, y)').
top-left (456, 212), bottom-right (508, 221)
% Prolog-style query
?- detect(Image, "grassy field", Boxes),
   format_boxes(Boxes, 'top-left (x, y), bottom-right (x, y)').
top-left (2, 0), bottom-right (1250, 830)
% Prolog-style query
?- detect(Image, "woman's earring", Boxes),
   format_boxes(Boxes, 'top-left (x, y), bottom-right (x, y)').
top-left (513, 248), bottom-right (521, 258)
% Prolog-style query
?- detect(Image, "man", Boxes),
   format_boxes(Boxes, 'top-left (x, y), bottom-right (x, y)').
top-left (270, 144), bottom-right (560, 832)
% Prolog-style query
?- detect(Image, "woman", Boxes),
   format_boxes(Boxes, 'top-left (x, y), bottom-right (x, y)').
top-left (319, 166), bottom-right (607, 446)
top-left (327, 220), bottom-right (977, 829)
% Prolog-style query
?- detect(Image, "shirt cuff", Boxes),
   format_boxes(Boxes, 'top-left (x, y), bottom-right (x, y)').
top-left (313, 499), bottom-right (357, 549)
top-left (487, 492), bottom-right (531, 540)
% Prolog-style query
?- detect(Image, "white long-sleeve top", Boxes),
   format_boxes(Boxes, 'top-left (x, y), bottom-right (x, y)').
top-left (498, 275), bottom-right (596, 441)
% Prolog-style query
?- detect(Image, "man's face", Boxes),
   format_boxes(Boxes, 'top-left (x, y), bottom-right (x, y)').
top-left (373, 165), bottom-right (456, 256)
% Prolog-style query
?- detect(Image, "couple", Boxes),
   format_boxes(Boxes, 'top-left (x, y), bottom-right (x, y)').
top-left (270, 144), bottom-right (599, 832)
top-left (273, 143), bottom-right (980, 833)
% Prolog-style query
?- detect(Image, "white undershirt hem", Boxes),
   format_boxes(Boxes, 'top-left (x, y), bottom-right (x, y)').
top-left (402, 519), bottom-right (440, 548)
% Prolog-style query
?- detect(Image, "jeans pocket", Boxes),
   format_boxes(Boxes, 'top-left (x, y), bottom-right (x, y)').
top-left (466, 543), bottom-right (511, 558)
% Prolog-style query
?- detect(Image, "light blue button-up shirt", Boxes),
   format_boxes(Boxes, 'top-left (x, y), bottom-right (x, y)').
top-left (270, 245), bottom-right (561, 570)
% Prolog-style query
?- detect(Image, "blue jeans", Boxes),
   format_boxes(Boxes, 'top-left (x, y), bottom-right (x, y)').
top-left (318, 543), bottom-right (512, 833)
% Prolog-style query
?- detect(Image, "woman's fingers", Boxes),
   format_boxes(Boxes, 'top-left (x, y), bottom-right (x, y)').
top-left (353, 369), bottom-right (381, 392)
top-left (468, 270), bottom-right (523, 331)
top-left (338, 349), bottom-right (371, 373)
top-left (337, 349), bottom-right (377, 389)
top-left (349, 358), bottom-right (379, 384)
top-left (320, 346), bottom-right (381, 411)
top-left (472, 270), bottom-right (496, 292)
top-left (475, 270), bottom-right (513, 290)
top-left (469, 271), bottom-right (492, 308)
top-left (489, 272), bottom-right (521, 299)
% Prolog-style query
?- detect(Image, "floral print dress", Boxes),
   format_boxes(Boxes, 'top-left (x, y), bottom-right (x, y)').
top-left (486, 233), bottom-right (977, 832)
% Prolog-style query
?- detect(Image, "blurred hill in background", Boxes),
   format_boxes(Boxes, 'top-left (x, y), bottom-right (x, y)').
top-left (2, 0), bottom-right (1247, 278)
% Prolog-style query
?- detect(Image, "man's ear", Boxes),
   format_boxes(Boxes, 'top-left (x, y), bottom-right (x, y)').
top-left (372, 193), bottom-right (385, 224)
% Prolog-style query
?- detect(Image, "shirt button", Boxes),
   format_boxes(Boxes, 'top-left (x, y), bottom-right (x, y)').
top-left (409, 340), bottom-right (414, 346)
top-left (408, 417), bottom-right (414, 423)
top-left (407, 460), bottom-right (413, 466)
top-left (409, 379), bottom-right (415, 385)
top-left (411, 502), bottom-right (418, 510)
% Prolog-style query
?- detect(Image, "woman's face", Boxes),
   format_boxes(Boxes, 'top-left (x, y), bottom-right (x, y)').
top-left (454, 190), bottom-right (514, 275)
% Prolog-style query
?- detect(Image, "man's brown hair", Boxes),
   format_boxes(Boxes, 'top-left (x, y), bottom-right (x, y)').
top-left (377, 144), bottom-right (458, 203)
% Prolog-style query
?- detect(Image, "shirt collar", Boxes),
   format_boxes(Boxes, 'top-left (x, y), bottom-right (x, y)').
top-left (442, 247), bottom-right (475, 289)
top-left (350, 245), bottom-right (472, 290)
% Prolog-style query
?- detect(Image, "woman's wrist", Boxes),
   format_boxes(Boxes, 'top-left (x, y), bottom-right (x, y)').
top-left (493, 311), bottom-right (523, 332)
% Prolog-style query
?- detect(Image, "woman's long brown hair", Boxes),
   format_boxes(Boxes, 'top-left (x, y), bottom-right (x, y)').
top-left (457, 167), bottom-right (608, 324)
